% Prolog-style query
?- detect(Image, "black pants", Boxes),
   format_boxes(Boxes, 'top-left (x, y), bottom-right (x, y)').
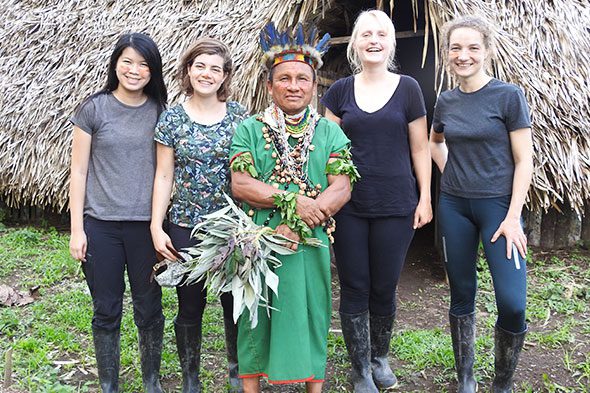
top-left (167, 222), bottom-right (233, 325)
top-left (83, 217), bottom-right (163, 331)
top-left (333, 212), bottom-right (415, 316)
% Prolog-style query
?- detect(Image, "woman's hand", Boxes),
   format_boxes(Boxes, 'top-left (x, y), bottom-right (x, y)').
top-left (151, 226), bottom-right (178, 261)
top-left (275, 224), bottom-right (301, 251)
top-left (413, 199), bottom-right (433, 229)
top-left (491, 216), bottom-right (527, 259)
top-left (70, 229), bottom-right (87, 262)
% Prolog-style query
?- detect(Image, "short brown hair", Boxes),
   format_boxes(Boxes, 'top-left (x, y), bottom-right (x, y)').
top-left (177, 38), bottom-right (233, 101)
top-left (441, 15), bottom-right (496, 68)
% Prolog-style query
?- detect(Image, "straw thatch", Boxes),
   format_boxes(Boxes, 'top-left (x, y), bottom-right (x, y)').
top-left (0, 0), bottom-right (327, 211)
top-left (424, 0), bottom-right (590, 215)
top-left (1, 0), bottom-right (589, 216)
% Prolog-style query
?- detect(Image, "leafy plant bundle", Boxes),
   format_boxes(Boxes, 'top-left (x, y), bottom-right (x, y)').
top-left (181, 194), bottom-right (323, 328)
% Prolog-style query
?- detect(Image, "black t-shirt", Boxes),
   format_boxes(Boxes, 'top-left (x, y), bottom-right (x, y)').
top-left (321, 75), bottom-right (426, 217)
top-left (432, 79), bottom-right (531, 198)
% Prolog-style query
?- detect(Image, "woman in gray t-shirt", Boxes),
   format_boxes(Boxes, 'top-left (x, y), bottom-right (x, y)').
top-left (430, 16), bottom-right (533, 393)
top-left (69, 33), bottom-right (167, 392)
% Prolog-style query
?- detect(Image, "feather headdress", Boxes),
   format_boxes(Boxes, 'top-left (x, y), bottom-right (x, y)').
top-left (259, 22), bottom-right (331, 71)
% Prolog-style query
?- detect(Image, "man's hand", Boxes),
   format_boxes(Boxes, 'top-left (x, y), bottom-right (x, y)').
top-left (275, 224), bottom-right (301, 251)
top-left (295, 195), bottom-right (326, 228)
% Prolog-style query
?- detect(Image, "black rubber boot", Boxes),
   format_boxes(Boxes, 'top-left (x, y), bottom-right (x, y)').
top-left (449, 312), bottom-right (477, 393)
top-left (92, 327), bottom-right (120, 393)
top-left (223, 314), bottom-right (244, 392)
top-left (138, 319), bottom-right (164, 393)
top-left (340, 311), bottom-right (379, 393)
top-left (175, 319), bottom-right (202, 393)
top-left (369, 313), bottom-right (398, 389)
top-left (492, 324), bottom-right (527, 393)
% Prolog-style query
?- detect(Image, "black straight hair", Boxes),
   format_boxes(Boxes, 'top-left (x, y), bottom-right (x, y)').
top-left (78, 32), bottom-right (168, 114)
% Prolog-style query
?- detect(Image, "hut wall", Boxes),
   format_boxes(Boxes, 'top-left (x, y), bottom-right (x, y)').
top-left (525, 203), bottom-right (587, 249)
top-left (0, 0), bottom-right (328, 212)
top-left (0, 200), bottom-right (69, 229)
top-left (1, 0), bottom-right (590, 251)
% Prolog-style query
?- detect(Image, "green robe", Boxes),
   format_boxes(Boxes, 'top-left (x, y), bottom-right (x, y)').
top-left (230, 114), bottom-right (350, 383)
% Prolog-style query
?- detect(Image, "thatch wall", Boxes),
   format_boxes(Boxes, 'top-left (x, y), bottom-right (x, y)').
top-left (1, 0), bottom-right (589, 219)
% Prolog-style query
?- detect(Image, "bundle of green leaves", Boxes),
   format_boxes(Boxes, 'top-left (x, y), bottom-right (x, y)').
top-left (182, 194), bottom-right (323, 328)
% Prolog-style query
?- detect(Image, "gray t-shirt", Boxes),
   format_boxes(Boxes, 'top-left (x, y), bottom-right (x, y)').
top-left (432, 79), bottom-right (531, 198)
top-left (70, 93), bottom-right (159, 220)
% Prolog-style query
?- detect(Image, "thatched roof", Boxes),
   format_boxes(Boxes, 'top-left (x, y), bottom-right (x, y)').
top-left (0, 0), bottom-right (326, 211)
top-left (1, 0), bottom-right (589, 214)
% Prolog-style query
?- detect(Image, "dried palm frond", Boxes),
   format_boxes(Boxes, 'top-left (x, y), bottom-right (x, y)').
top-left (426, 0), bottom-right (590, 214)
top-left (181, 194), bottom-right (323, 328)
top-left (1, 0), bottom-right (589, 217)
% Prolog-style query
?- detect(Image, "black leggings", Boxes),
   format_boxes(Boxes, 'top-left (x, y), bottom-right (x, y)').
top-left (83, 217), bottom-right (163, 331)
top-left (438, 193), bottom-right (527, 333)
top-left (333, 212), bottom-right (415, 316)
top-left (168, 222), bottom-right (233, 326)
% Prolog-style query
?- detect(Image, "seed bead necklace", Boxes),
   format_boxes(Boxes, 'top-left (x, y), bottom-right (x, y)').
top-left (250, 104), bottom-right (336, 241)
top-left (284, 107), bottom-right (310, 137)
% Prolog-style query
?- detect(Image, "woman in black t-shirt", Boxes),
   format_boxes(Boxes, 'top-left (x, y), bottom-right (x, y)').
top-left (321, 10), bottom-right (432, 393)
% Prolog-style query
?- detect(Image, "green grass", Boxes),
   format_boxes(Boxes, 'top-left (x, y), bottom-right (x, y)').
top-left (1, 227), bottom-right (589, 392)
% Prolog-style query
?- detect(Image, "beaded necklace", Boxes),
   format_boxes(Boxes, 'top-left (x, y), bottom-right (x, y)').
top-left (254, 104), bottom-right (336, 240)
top-left (261, 103), bottom-right (318, 188)
top-left (283, 107), bottom-right (310, 137)
top-left (255, 104), bottom-right (320, 224)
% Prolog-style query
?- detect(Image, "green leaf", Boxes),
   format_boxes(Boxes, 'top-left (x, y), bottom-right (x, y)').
top-left (231, 152), bottom-right (258, 178)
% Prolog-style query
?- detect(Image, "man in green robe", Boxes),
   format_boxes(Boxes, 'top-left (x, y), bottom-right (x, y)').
top-left (229, 22), bottom-right (358, 392)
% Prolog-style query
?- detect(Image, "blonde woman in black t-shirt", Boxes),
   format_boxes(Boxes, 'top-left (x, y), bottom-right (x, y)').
top-left (430, 16), bottom-right (533, 393)
top-left (69, 33), bottom-right (167, 393)
top-left (321, 9), bottom-right (432, 393)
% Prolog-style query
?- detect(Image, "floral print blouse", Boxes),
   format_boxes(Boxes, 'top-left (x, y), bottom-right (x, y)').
top-left (155, 101), bottom-right (249, 227)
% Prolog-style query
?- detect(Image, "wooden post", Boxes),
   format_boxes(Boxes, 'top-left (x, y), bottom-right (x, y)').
top-left (540, 208), bottom-right (557, 249)
top-left (524, 208), bottom-right (542, 247)
top-left (582, 201), bottom-right (590, 248)
top-left (553, 205), bottom-right (581, 248)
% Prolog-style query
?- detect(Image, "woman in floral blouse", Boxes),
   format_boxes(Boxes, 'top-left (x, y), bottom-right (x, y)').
top-left (151, 38), bottom-right (248, 393)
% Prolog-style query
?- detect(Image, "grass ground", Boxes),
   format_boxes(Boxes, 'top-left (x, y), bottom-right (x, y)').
top-left (0, 226), bottom-right (588, 392)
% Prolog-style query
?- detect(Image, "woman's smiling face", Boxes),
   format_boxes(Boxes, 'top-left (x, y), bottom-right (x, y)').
top-left (353, 15), bottom-right (394, 67)
top-left (115, 47), bottom-right (151, 94)
top-left (187, 53), bottom-right (227, 98)
top-left (448, 27), bottom-right (489, 81)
